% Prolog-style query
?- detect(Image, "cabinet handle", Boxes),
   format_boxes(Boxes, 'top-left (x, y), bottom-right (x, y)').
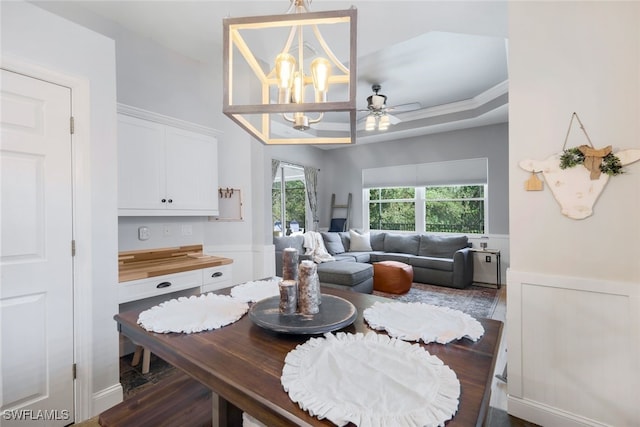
top-left (167, 199), bottom-right (173, 203)
top-left (156, 281), bottom-right (172, 289)
top-left (161, 198), bottom-right (167, 203)
top-left (211, 272), bottom-right (223, 278)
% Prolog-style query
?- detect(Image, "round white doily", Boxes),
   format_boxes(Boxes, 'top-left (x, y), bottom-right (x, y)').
top-left (281, 332), bottom-right (460, 427)
top-left (137, 293), bottom-right (248, 334)
top-left (230, 277), bottom-right (280, 302)
top-left (363, 301), bottom-right (484, 344)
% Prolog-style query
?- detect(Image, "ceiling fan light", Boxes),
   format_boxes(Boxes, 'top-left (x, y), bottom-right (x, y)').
top-left (365, 115), bottom-right (376, 131)
top-left (378, 114), bottom-right (390, 130)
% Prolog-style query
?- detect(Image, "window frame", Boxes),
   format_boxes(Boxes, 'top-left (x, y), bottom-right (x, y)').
top-left (365, 184), bottom-right (488, 235)
top-left (272, 163), bottom-right (307, 235)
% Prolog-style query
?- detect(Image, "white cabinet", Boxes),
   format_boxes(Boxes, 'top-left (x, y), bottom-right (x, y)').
top-left (118, 270), bottom-right (203, 304)
top-left (118, 110), bottom-right (220, 216)
top-left (201, 264), bottom-right (233, 293)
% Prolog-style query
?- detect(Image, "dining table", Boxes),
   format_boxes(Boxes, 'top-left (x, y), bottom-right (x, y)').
top-left (114, 284), bottom-right (503, 427)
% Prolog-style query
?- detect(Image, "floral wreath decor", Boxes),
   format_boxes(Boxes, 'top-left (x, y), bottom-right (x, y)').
top-left (558, 113), bottom-right (623, 180)
top-left (559, 145), bottom-right (623, 177)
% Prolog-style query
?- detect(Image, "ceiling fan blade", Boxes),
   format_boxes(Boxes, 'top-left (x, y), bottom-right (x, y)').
top-left (387, 102), bottom-right (422, 113)
top-left (387, 114), bottom-right (402, 125)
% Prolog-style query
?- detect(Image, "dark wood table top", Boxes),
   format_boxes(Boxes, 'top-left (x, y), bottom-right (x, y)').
top-left (115, 286), bottom-right (503, 427)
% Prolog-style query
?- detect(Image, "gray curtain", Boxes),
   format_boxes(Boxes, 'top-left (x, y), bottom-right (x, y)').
top-left (303, 166), bottom-right (318, 232)
top-left (271, 159), bottom-right (281, 182)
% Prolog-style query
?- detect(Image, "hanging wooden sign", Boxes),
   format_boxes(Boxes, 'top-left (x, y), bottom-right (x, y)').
top-left (519, 113), bottom-right (640, 219)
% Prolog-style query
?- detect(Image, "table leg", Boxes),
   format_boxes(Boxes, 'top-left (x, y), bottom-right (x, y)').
top-left (217, 393), bottom-right (243, 427)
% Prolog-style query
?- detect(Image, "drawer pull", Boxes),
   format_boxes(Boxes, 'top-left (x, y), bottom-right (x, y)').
top-left (211, 272), bottom-right (223, 278)
top-left (156, 281), bottom-right (172, 289)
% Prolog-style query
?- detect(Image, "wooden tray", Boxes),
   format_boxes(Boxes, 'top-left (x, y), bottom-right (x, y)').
top-left (249, 294), bottom-right (357, 335)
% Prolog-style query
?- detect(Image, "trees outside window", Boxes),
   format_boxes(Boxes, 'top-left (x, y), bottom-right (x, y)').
top-left (367, 184), bottom-right (485, 234)
top-left (425, 185), bottom-right (484, 234)
top-left (368, 188), bottom-right (415, 231)
top-left (272, 164), bottom-right (306, 235)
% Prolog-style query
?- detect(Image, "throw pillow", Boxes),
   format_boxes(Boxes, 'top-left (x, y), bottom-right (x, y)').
top-left (321, 232), bottom-right (346, 255)
top-left (349, 230), bottom-right (372, 252)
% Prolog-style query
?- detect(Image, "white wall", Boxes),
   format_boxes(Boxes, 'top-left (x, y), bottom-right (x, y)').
top-left (322, 123), bottom-right (509, 234)
top-left (508, 2), bottom-right (640, 425)
top-left (1, 1), bottom-right (119, 420)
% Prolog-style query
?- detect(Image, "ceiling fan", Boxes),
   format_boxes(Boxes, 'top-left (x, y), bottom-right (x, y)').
top-left (359, 84), bottom-right (422, 131)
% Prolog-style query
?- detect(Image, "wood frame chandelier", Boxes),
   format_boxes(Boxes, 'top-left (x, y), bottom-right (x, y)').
top-left (223, 1), bottom-right (357, 145)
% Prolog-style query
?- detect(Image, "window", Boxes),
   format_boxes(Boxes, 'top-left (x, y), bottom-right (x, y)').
top-left (368, 187), bottom-right (416, 231)
top-left (367, 184), bottom-right (486, 234)
top-left (425, 185), bottom-right (485, 234)
top-left (272, 164), bottom-right (306, 235)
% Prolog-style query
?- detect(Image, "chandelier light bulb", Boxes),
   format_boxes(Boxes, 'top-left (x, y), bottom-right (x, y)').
top-left (365, 115), bottom-right (376, 131)
top-left (311, 57), bottom-right (331, 102)
top-left (275, 53), bottom-right (296, 103)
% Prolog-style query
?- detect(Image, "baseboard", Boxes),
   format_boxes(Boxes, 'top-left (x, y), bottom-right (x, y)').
top-left (508, 395), bottom-right (610, 426)
top-left (92, 383), bottom-right (123, 418)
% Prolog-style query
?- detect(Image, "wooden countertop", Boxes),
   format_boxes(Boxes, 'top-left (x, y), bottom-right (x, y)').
top-left (119, 245), bottom-right (233, 283)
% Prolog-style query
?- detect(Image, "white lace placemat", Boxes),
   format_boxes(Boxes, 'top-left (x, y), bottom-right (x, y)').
top-left (281, 332), bottom-right (460, 427)
top-left (363, 301), bottom-right (484, 344)
top-left (230, 277), bottom-right (281, 302)
top-left (137, 293), bottom-right (249, 334)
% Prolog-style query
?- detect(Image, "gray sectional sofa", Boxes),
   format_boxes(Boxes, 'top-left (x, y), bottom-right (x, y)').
top-left (273, 231), bottom-right (474, 292)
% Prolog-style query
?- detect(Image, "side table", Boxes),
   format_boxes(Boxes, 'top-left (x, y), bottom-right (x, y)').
top-left (470, 248), bottom-right (501, 289)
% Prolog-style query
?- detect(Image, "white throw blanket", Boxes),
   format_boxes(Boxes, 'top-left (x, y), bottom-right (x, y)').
top-left (303, 231), bottom-right (335, 263)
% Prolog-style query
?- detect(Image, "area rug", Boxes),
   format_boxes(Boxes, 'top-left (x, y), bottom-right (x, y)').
top-left (373, 283), bottom-right (499, 319)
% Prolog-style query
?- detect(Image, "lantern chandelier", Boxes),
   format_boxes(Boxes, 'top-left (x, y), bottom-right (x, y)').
top-left (223, 0), bottom-right (357, 145)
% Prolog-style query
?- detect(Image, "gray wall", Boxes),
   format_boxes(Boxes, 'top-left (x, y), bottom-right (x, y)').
top-left (320, 123), bottom-right (509, 234)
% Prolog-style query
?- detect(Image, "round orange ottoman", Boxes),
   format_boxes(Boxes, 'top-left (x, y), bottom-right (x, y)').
top-left (373, 261), bottom-right (413, 294)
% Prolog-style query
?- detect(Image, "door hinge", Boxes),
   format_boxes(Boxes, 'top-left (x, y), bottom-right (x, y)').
top-left (73, 363), bottom-right (77, 380)
top-left (70, 116), bottom-right (75, 135)
top-left (71, 240), bottom-right (76, 257)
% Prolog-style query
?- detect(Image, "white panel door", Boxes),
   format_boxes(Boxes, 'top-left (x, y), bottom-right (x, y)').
top-left (1, 69), bottom-right (74, 426)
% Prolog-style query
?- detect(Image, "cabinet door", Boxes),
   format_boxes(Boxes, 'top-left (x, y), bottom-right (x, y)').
top-left (118, 115), bottom-right (166, 211)
top-left (165, 126), bottom-right (218, 215)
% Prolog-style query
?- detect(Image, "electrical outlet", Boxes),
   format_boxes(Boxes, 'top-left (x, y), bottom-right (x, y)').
top-left (181, 224), bottom-right (193, 236)
top-left (163, 225), bottom-right (171, 237)
top-left (485, 255), bottom-right (492, 263)
top-left (138, 226), bottom-right (150, 241)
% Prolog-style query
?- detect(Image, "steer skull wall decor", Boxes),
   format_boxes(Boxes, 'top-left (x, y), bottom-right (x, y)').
top-left (519, 149), bottom-right (640, 220)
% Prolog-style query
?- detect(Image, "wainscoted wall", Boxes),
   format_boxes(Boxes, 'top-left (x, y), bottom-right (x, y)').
top-left (507, 270), bottom-right (640, 426)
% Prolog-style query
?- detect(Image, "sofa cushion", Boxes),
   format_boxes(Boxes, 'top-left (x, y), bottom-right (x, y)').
top-left (321, 232), bottom-right (346, 255)
top-left (409, 256), bottom-right (454, 272)
top-left (349, 230), bottom-right (372, 251)
top-left (317, 262), bottom-right (373, 286)
top-left (274, 235), bottom-right (305, 253)
top-left (339, 231), bottom-right (351, 252)
top-left (384, 233), bottom-right (420, 255)
top-left (369, 231), bottom-right (385, 251)
top-left (418, 235), bottom-right (469, 258)
top-left (370, 253), bottom-right (415, 264)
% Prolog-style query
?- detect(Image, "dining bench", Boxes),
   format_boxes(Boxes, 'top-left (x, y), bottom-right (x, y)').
top-left (98, 370), bottom-right (212, 427)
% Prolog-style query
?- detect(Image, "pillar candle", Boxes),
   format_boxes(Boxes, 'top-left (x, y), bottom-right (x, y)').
top-left (297, 260), bottom-right (319, 315)
top-left (278, 280), bottom-right (298, 315)
top-left (282, 247), bottom-right (298, 281)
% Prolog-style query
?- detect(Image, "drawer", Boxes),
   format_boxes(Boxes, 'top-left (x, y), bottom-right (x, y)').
top-left (119, 270), bottom-right (202, 304)
top-left (201, 264), bottom-right (232, 293)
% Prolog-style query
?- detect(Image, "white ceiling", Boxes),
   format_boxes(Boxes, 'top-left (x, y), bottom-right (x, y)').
top-left (32, 0), bottom-right (509, 145)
